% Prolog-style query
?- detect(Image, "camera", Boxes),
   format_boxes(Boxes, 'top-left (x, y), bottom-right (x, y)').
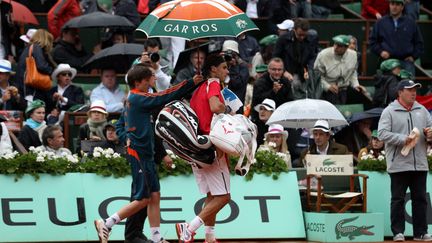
top-left (148, 52), bottom-right (160, 63)
top-left (222, 50), bottom-right (234, 62)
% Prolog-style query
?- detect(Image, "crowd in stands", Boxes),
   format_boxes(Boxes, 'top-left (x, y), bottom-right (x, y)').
top-left (0, 0), bottom-right (431, 169)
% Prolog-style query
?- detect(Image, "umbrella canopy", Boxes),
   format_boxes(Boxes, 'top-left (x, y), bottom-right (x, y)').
top-left (266, 99), bottom-right (348, 129)
top-left (82, 43), bottom-right (144, 73)
top-left (62, 11), bottom-right (135, 30)
top-left (136, 0), bottom-right (259, 40)
top-left (9, 0), bottom-right (39, 25)
top-left (349, 107), bottom-right (384, 124)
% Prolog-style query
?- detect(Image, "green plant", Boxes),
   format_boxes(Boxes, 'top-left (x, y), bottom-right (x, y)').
top-left (0, 147), bottom-right (291, 182)
top-left (80, 147), bottom-right (130, 178)
top-left (427, 153), bottom-right (432, 171)
top-left (358, 149), bottom-right (432, 172)
top-left (158, 149), bottom-right (289, 181)
top-left (0, 147), bottom-right (130, 181)
top-left (357, 150), bottom-right (387, 172)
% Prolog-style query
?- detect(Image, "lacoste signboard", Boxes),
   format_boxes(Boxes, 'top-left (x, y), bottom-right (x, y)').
top-left (306, 154), bottom-right (354, 176)
top-left (304, 212), bottom-right (384, 242)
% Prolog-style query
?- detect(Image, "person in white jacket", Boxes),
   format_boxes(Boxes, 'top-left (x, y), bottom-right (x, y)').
top-left (0, 114), bottom-right (13, 153)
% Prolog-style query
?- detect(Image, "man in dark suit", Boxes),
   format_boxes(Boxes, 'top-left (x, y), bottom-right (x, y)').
top-left (47, 63), bottom-right (84, 124)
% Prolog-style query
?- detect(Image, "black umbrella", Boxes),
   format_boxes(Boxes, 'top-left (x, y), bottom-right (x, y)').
top-left (349, 108), bottom-right (384, 124)
top-left (173, 42), bottom-right (211, 75)
top-left (82, 43), bottom-right (144, 73)
top-left (62, 11), bottom-right (135, 30)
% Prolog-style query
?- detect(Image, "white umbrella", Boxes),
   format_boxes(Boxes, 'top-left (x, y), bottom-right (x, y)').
top-left (266, 99), bottom-right (348, 128)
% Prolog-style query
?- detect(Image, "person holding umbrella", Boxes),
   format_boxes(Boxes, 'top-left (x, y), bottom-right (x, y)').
top-left (174, 49), bottom-right (206, 85)
top-left (52, 28), bottom-right (92, 72)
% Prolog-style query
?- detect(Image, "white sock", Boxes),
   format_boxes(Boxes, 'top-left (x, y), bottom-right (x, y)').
top-left (205, 226), bottom-right (216, 242)
top-left (188, 216), bottom-right (204, 232)
top-left (105, 213), bottom-right (120, 228)
top-left (150, 227), bottom-right (161, 242)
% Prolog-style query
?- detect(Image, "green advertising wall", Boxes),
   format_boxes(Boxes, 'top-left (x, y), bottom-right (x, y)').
top-left (360, 171), bottom-right (432, 237)
top-left (304, 212), bottom-right (384, 242)
top-left (0, 172), bottom-right (305, 242)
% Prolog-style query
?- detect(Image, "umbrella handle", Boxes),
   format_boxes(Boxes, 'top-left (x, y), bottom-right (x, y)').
top-left (196, 46), bottom-right (201, 75)
top-left (159, 1), bottom-right (180, 20)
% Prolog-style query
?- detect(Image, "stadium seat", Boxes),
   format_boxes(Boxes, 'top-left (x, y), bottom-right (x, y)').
top-left (305, 154), bottom-right (368, 213)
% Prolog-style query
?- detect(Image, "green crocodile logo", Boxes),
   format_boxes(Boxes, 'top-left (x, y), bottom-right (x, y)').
top-left (323, 158), bottom-right (336, 166)
top-left (335, 216), bottom-right (374, 240)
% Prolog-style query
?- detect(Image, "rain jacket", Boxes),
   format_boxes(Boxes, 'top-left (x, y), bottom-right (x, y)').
top-left (314, 47), bottom-right (359, 91)
top-left (378, 99), bottom-right (432, 173)
top-left (369, 15), bottom-right (424, 60)
top-left (47, 0), bottom-right (81, 39)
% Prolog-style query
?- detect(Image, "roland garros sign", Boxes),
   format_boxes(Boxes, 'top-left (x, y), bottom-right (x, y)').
top-left (136, 0), bottom-right (259, 40)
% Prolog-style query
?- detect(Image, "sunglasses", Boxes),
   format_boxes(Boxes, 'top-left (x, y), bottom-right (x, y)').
top-left (59, 72), bottom-right (72, 77)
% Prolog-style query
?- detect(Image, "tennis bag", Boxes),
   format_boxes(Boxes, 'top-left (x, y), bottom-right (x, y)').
top-left (210, 113), bottom-right (257, 176)
top-left (155, 100), bottom-right (215, 168)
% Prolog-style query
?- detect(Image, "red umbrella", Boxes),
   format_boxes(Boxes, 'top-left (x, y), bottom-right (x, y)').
top-left (8, 0), bottom-right (39, 25)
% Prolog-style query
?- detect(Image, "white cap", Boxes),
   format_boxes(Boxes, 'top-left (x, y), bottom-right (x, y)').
top-left (20, 29), bottom-right (37, 43)
top-left (254, 98), bottom-right (276, 112)
top-left (222, 40), bottom-right (239, 54)
top-left (313, 120), bottom-right (330, 133)
top-left (51, 63), bottom-right (77, 82)
top-left (265, 124), bottom-right (288, 138)
top-left (0, 59), bottom-right (14, 73)
top-left (88, 100), bottom-right (108, 115)
top-left (277, 19), bottom-right (294, 31)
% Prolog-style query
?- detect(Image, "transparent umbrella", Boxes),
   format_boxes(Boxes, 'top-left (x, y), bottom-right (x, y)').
top-left (266, 99), bottom-right (348, 129)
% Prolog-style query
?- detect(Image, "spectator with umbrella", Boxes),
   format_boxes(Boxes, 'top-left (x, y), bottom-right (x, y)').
top-left (53, 28), bottom-right (92, 72)
top-left (112, 0), bottom-right (140, 42)
top-left (83, 43), bottom-right (143, 73)
top-left (334, 108), bottom-right (383, 161)
top-left (174, 47), bottom-right (206, 85)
